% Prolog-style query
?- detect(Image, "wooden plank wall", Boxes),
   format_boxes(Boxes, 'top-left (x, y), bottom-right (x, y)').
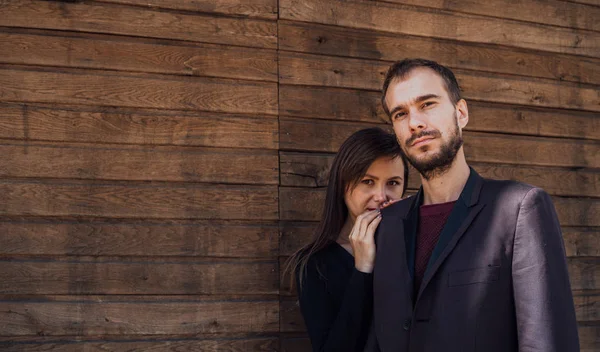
top-left (0, 0), bottom-right (598, 351)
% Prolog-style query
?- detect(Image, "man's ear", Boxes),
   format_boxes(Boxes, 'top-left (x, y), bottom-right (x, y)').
top-left (456, 99), bottom-right (469, 129)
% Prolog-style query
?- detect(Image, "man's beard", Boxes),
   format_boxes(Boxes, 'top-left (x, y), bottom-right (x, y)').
top-left (402, 116), bottom-right (463, 181)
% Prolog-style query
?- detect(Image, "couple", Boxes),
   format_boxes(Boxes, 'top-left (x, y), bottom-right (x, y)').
top-left (288, 59), bottom-right (580, 351)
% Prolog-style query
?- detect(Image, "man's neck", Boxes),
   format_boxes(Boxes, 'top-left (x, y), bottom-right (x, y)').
top-left (420, 151), bottom-right (470, 206)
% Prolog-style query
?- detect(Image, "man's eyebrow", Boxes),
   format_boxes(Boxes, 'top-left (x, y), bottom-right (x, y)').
top-left (388, 94), bottom-right (441, 117)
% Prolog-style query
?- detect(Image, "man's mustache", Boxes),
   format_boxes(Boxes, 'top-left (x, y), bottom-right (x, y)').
top-left (405, 130), bottom-right (442, 146)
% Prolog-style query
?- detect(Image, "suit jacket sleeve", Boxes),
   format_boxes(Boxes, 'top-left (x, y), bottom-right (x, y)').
top-left (512, 187), bottom-right (579, 351)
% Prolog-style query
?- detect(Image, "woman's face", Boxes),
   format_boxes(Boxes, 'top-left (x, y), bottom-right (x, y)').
top-left (344, 156), bottom-right (406, 223)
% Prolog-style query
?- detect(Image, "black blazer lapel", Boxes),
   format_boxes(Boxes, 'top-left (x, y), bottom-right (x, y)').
top-left (417, 168), bottom-right (486, 299)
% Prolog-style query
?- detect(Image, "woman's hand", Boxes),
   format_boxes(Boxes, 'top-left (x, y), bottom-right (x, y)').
top-left (349, 210), bottom-right (381, 273)
top-left (349, 200), bottom-right (401, 273)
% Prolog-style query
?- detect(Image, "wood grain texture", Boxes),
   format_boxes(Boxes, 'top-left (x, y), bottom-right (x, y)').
top-left (279, 187), bottom-right (600, 227)
top-left (0, 0), bottom-right (277, 48)
top-left (0, 218), bottom-right (278, 257)
top-left (280, 336), bottom-right (312, 352)
top-left (0, 257), bottom-right (278, 295)
top-left (280, 151), bottom-right (600, 198)
top-left (0, 68), bottom-right (278, 115)
top-left (98, 0), bottom-right (278, 19)
top-left (579, 324), bottom-right (600, 352)
top-left (0, 180), bottom-right (278, 220)
top-left (279, 86), bottom-right (600, 141)
top-left (0, 104), bottom-right (278, 149)
top-left (280, 118), bottom-right (600, 169)
top-left (0, 296), bottom-right (279, 336)
top-left (574, 291), bottom-right (600, 322)
top-left (279, 52), bottom-right (600, 112)
top-left (379, 0), bottom-right (600, 32)
top-left (0, 141), bottom-right (278, 184)
top-left (279, 0), bottom-right (600, 57)
top-left (0, 336), bottom-right (278, 352)
top-left (279, 20), bottom-right (600, 85)
top-left (0, 31), bottom-right (278, 82)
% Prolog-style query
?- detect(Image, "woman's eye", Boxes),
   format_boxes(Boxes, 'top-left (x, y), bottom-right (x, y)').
top-left (388, 180), bottom-right (400, 186)
top-left (361, 179), bottom-right (374, 185)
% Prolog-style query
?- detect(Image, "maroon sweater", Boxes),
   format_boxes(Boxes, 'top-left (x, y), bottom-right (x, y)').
top-left (414, 201), bottom-right (456, 294)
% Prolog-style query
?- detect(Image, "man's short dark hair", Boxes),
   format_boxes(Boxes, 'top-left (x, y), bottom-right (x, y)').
top-left (381, 58), bottom-right (462, 117)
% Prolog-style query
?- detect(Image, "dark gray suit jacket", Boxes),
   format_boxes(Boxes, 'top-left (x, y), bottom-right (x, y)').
top-left (368, 168), bottom-right (579, 352)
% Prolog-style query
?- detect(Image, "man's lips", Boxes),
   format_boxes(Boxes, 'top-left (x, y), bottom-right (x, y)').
top-left (411, 136), bottom-right (434, 147)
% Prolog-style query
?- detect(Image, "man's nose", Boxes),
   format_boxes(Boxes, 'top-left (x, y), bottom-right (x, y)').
top-left (408, 110), bottom-right (427, 132)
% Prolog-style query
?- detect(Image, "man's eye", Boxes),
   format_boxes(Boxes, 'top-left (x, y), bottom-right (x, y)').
top-left (393, 112), bottom-right (406, 120)
top-left (422, 101), bottom-right (435, 108)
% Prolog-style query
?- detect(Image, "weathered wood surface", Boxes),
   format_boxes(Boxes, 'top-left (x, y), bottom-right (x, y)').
top-left (0, 218), bottom-right (278, 257)
top-left (98, 0), bottom-right (278, 19)
top-left (279, 86), bottom-right (600, 141)
top-left (377, 0), bottom-right (600, 32)
top-left (0, 0), bottom-right (277, 48)
top-left (279, 187), bottom-right (600, 227)
top-left (280, 151), bottom-right (600, 198)
top-left (279, 53), bottom-right (600, 112)
top-left (0, 296), bottom-right (279, 336)
top-left (0, 31), bottom-right (278, 82)
top-left (0, 68), bottom-right (278, 115)
top-left (0, 141), bottom-right (278, 184)
top-left (279, 21), bottom-right (600, 85)
top-left (0, 336), bottom-right (278, 352)
top-left (0, 104), bottom-right (279, 149)
top-left (0, 257), bottom-right (278, 294)
top-left (0, 180), bottom-right (278, 220)
top-left (280, 0), bottom-right (600, 57)
top-left (579, 324), bottom-right (600, 352)
top-left (280, 118), bottom-right (600, 169)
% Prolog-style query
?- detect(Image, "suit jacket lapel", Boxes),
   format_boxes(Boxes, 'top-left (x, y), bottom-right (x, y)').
top-left (417, 168), bottom-right (486, 299)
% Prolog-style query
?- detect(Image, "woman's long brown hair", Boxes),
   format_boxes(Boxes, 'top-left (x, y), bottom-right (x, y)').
top-left (285, 127), bottom-right (408, 291)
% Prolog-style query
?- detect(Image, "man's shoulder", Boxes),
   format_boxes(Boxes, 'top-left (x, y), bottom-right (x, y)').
top-left (480, 177), bottom-right (551, 206)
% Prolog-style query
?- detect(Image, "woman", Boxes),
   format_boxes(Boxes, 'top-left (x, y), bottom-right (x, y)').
top-left (287, 127), bottom-right (409, 352)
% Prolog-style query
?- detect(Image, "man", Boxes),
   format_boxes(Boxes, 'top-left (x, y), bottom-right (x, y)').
top-left (368, 59), bottom-right (579, 351)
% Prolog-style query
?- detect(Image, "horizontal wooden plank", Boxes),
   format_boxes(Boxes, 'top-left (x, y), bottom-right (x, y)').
top-left (0, 218), bottom-right (278, 257)
top-left (579, 324), bottom-right (600, 352)
top-left (0, 104), bottom-right (278, 149)
top-left (0, 68), bottom-right (278, 115)
top-left (569, 258), bottom-right (600, 291)
top-left (0, 337), bottom-right (278, 352)
top-left (280, 221), bottom-right (599, 258)
top-left (280, 0), bottom-right (600, 57)
top-left (380, 0), bottom-right (600, 32)
top-left (0, 31), bottom-right (277, 82)
top-left (574, 291), bottom-right (600, 322)
top-left (279, 187), bottom-right (600, 227)
top-left (279, 21), bottom-right (600, 86)
top-left (279, 86), bottom-right (600, 141)
top-left (280, 152), bottom-right (600, 198)
top-left (280, 298), bottom-right (304, 333)
top-left (0, 297), bottom-right (279, 336)
top-left (279, 52), bottom-right (600, 112)
top-left (0, 0), bottom-right (277, 48)
top-left (98, 0), bottom-right (278, 19)
top-left (280, 118), bottom-right (600, 169)
top-left (281, 336), bottom-right (312, 352)
top-left (0, 180), bottom-right (278, 220)
top-left (0, 257), bottom-right (277, 295)
top-left (0, 141), bottom-right (278, 184)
